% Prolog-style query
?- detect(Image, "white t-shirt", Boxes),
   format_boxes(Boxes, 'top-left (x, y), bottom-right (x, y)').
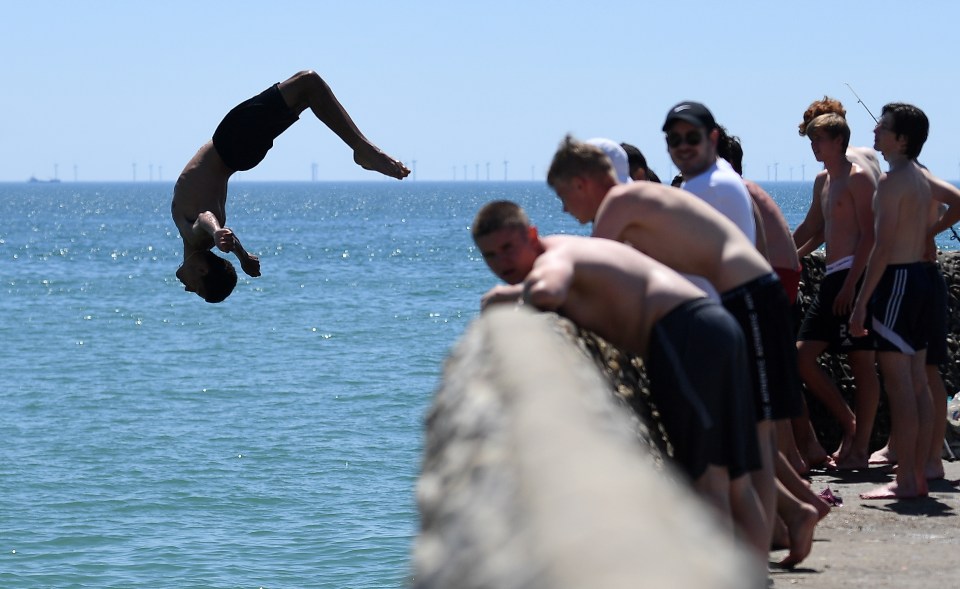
top-left (681, 158), bottom-right (756, 244)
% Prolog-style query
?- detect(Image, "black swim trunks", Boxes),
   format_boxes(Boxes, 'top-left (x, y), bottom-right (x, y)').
top-left (647, 298), bottom-right (761, 481)
top-left (212, 83), bottom-right (299, 172)
top-left (871, 262), bottom-right (933, 354)
top-left (722, 273), bottom-right (804, 421)
top-left (926, 261), bottom-right (948, 366)
top-left (797, 268), bottom-right (875, 352)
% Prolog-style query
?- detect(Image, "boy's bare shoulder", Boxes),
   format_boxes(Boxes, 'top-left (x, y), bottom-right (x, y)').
top-left (846, 164), bottom-right (877, 193)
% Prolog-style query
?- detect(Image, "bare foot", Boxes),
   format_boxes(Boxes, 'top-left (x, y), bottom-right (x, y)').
top-left (859, 481), bottom-right (926, 500)
top-left (830, 432), bottom-right (856, 464)
top-left (816, 455), bottom-right (839, 471)
top-left (869, 446), bottom-right (896, 465)
top-left (831, 451), bottom-right (869, 471)
top-left (353, 144), bottom-right (411, 179)
top-left (777, 502), bottom-right (819, 568)
top-left (802, 442), bottom-right (831, 470)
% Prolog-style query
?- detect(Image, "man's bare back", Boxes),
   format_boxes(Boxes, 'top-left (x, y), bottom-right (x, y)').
top-left (847, 146), bottom-right (882, 183)
top-left (591, 182), bottom-right (772, 293)
top-left (849, 103), bottom-right (938, 500)
top-left (874, 163), bottom-right (932, 265)
top-left (744, 179), bottom-right (799, 273)
top-left (525, 235), bottom-right (707, 358)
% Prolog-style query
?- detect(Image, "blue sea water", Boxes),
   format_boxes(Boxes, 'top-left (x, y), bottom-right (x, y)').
top-left (1, 180), bottom-right (955, 588)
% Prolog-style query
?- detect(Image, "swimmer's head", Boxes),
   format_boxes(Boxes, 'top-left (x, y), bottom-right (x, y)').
top-left (176, 250), bottom-right (238, 303)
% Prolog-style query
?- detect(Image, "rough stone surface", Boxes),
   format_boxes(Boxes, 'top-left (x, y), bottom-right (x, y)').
top-left (415, 308), bottom-right (762, 589)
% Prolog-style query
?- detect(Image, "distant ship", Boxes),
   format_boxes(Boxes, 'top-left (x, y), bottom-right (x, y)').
top-left (27, 176), bottom-right (61, 183)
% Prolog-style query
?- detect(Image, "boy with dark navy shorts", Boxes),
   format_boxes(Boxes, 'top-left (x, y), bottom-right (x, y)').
top-left (851, 103), bottom-right (960, 499)
top-left (647, 298), bottom-right (761, 483)
top-left (721, 273), bottom-right (804, 425)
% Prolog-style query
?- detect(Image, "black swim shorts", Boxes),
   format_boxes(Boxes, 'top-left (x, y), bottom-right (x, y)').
top-left (647, 298), bottom-right (762, 481)
top-left (722, 273), bottom-right (804, 421)
top-left (212, 83), bottom-right (299, 172)
top-left (926, 262), bottom-right (948, 366)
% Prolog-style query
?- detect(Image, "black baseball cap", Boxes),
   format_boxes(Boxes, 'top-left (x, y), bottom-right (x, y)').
top-left (662, 101), bottom-right (718, 132)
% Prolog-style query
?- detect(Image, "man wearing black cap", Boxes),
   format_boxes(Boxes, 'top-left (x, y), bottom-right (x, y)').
top-left (662, 101), bottom-right (808, 558)
top-left (663, 101), bottom-right (756, 245)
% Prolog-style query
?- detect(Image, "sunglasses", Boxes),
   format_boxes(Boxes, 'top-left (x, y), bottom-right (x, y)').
top-left (666, 130), bottom-right (704, 148)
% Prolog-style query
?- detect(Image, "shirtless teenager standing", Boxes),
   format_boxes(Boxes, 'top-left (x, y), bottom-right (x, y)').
top-left (172, 70), bottom-right (410, 303)
top-left (850, 103), bottom-right (960, 499)
top-left (792, 112), bottom-right (880, 471)
top-left (797, 97), bottom-right (882, 190)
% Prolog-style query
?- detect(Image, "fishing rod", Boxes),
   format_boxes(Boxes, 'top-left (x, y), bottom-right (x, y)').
top-left (844, 83), bottom-right (960, 243)
top-left (844, 82), bottom-right (879, 124)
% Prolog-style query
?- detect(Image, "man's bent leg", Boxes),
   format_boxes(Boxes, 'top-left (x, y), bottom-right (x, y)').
top-left (277, 70), bottom-right (409, 179)
top-left (796, 340), bottom-right (853, 463)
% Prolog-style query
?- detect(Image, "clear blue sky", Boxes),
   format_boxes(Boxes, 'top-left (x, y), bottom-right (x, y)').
top-left (4, 0), bottom-right (960, 182)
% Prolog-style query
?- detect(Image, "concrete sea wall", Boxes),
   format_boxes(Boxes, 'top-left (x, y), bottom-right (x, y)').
top-left (413, 307), bottom-right (763, 589)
